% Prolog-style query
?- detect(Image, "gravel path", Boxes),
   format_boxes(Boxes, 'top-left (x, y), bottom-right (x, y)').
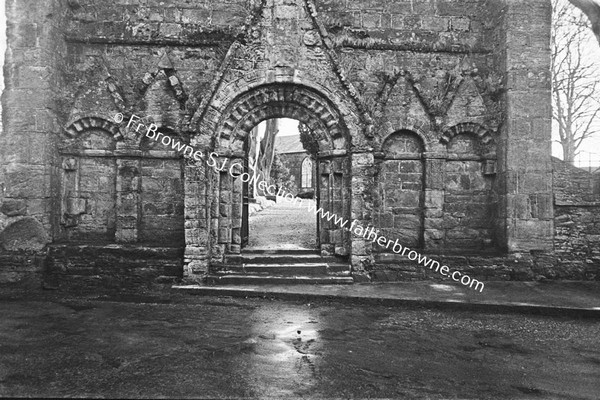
top-left (247, 198), bottom-right (317, 250)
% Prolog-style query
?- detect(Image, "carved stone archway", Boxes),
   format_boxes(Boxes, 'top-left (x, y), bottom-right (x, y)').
top-left (210, 84), bottom-right (350, 259)
top-left (182, 81), bottom-right (376, 282)
top-left (215, 84), bottom-right (349, 154)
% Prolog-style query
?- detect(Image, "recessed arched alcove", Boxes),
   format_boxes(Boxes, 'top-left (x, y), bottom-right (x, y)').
top-left (376, 130), bottom-right (426, 251)
top-left (58, 119), bottom-right (185, 247)
top-left (443, 131), bottom-right (497, 252)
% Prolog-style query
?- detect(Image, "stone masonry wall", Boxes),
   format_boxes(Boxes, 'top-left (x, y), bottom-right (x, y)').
top-left (369, 157), bottom-right (600, 283)
top-left (0, 0), bottom-right (67, 284)
top-left (1, 0), bottom-right (577, 287)
top-left (553, 158), bottom-right (600, 279)
top-left (500, 0), bottom-right (554, 253)
top-left (277, 151), bottom-right (316, 195)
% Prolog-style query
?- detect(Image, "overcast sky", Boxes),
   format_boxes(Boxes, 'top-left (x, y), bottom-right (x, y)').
top-left (277, 118), bottom-right (300, 136)
top-left (553, 0), bottom-right (600, 169)
top-left (0, 0), bottom-right (5, 134)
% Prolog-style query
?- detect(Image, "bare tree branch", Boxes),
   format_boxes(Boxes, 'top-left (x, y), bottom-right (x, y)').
top-left (553, 0), bottom-right (600, 162)
top-left (569, 0), bottom-right (600, 45)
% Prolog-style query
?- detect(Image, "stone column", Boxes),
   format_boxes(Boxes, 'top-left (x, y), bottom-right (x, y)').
top-left (500, 0), bottom-right (554, 252)
top-left (317, 159), bottom-right (332, 253)
top-left (423, 152), bottom-right (446, 251)
top-left (350, 151), bottom-right (375, 281)
top-left (229, 157), bottom-right (244, 255)
top-left (206, 154), bottom-right (234, 263)
top-left (115, 160), bottom-right (140, 243)
top-left (183, 158), bottom-right (209, 281)
top-left (0, 0), bottom-right (65, 248)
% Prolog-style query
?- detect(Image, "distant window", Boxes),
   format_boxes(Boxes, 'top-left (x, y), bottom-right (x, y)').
top-left (301, 157), bottom-right (312, 188)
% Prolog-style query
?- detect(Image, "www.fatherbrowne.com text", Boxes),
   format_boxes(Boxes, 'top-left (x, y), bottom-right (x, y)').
top-left (118, 112), bottom-right (485, 293)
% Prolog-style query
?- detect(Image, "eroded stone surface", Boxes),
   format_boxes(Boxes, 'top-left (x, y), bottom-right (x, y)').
top-left (0, 218), bottom-right (49, 252)
top-left (0, 199), bottom-right (27, 217)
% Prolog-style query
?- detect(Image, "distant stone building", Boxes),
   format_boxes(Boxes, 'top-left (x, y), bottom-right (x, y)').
top-left (274, 135), bottom-right (316, 197)
top-left (594, 167), bottom-right (600, 195)
top-left (0, 0), bottom-right (598, 286)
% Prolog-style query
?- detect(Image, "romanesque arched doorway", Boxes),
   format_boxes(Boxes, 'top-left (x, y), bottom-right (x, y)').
top-left (208, 84), bottom-right (352, 260)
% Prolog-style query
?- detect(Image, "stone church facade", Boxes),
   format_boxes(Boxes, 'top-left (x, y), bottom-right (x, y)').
top-left (274, 134), bottom-right (316, 196)
top-left (1, 0), bottom-right (598, 286)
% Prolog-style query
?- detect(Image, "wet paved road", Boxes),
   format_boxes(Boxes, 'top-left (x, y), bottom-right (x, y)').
top-left (247, 198), bottom-right (316, 250)
top-left (1, 290), bottom-right (599, 399)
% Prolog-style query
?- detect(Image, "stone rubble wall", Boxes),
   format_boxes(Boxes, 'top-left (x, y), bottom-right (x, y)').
top-left (552, 158), bottom-right (600, 280)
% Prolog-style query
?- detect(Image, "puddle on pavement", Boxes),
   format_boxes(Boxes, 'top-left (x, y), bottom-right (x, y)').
top-left (430, 284), bottom-right (465, 295)
top-left (235, 307), bottom-right (322, 397)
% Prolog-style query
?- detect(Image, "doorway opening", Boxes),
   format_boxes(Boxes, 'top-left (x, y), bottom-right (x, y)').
top-left (243, 118), bottom-right (318, 251)
top-left (210, 83), bottom-right (353, 261)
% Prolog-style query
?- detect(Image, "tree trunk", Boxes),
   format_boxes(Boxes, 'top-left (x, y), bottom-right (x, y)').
top-left (563, 140), bottom-right (576, 164)
top-left (255, 119), bottom-right (279, 195)
top-left (248, 125), bottom-right (260, 199)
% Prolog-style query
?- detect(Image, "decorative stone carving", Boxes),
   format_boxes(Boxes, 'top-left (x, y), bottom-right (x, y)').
top-left (483, 160), bottom-right (497, 176)
top-left (62, 158), bottom-right (78, 171)
top-left (303, 30), bottom-right (320, 46)
top-left (65, 117), bottom-right (121, 140)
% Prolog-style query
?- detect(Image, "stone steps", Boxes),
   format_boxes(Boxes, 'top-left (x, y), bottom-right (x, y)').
top-left (207, 275), bottom-right (354, 285)
top-left (211, 263), bottom-right (351, 276)
top-left (208, 249), bottom-right (352, 285)
top-left (242, 249), bottom-right (318, 255)
top-left (223, 254), bottom-right (341, 265)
